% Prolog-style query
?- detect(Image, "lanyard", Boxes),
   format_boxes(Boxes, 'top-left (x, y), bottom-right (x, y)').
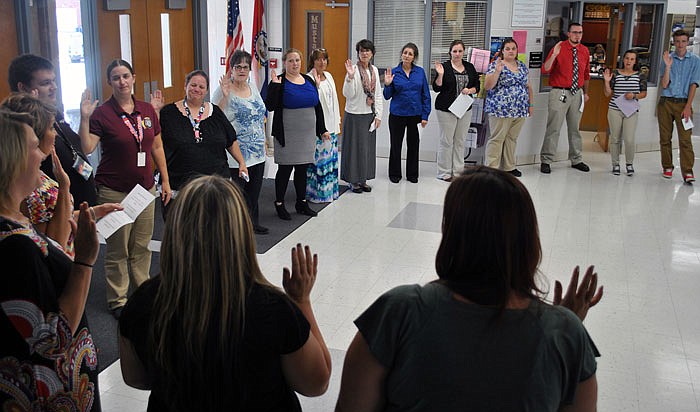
top-left (54, 121), bottom-right (80, 161)
top-left (184, 99), bottom-right (205, 143)
top-left (120, 113), bottom-right (144, 150)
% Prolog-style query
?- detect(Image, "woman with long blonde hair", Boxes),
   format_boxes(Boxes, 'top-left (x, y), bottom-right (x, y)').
top-left (118, 175), bottom-right (331, 411)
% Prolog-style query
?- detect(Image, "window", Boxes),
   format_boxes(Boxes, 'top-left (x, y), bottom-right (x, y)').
top-left (373, 0), bottom-right (425, 70)
top-left (430, 1), bottom-right (488, 65)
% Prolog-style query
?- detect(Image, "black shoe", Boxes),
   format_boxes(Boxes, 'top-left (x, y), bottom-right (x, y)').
top-left (360, 183), bottom-right (372, 192)
top-left (540, 163), bottom-right (551, 174)
top-left (295, 200), bottom-right (318, 217)
top-left (389, 176), bottom-right (401, 183)
top-left (275, 202), bottom-right (291, 220)
top-left (407, 177), bottom-right (418, 183)
top-left (572, 162), bottom-right (590, 172)
top-left (111, 306), bottom-right (123, 320)
top-left (253, 225), bottom-right (269, 234)
top-left (507, 169), bottom-right (522, 177)
top-left (350, 184), bottom-right (363, 193)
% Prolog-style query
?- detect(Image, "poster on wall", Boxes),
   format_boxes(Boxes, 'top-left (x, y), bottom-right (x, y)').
top-left (306, 11), bottom-right (323, 53)
top-left (511, 0), bottom-right (545, 27)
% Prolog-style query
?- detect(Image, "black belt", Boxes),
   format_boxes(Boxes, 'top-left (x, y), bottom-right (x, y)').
top-left (660, 96), bottom-right (687, 103)
top-left (552, 87), bottom-right (572, 90)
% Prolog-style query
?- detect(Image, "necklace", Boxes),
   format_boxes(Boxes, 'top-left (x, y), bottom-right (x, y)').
top-left (183, 99), bottom-right (205, 143)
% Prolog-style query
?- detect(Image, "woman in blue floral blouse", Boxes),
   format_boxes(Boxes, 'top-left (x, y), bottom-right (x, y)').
top-left (213, 50), bottom-right (269, 235)
top-left (484, 38), bottom-right (533, 177)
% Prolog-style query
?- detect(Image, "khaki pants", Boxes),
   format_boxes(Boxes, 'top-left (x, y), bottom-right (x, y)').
top-left (540, 88), bottom-right (584, 165)
top-left (607, 109), bottom-right (638, 166)
top-left (486, 116), bottom-right (526, 171)
top-left (98, 185), bottom-right (155, 309)
top-left (657, 98), bottom-right (695, 174)
top-left (436, 110), bottom-right (470, 178)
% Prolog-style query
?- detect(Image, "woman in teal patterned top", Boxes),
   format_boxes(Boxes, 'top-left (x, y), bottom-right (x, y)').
top-left (213, 50), bottom-right (269, 235)
top-left (484, 38), bottom-right (533, 177)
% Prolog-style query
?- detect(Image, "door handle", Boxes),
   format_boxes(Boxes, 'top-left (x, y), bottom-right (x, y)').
top-left (144, 82), bottom-right (151, 102)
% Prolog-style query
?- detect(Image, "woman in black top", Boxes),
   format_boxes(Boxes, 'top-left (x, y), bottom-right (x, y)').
top-left (157, 70), bottom-right (247, 215)
top-left (118, 175), bottom-right (331, 411)
top-left (433, 40), bottom-right (480, 182)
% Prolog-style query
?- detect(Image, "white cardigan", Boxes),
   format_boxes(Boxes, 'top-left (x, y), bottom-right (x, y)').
top-left (342, 64), bottom-right (383, 120)
top-left (310, 70), bottom-right (342, 135)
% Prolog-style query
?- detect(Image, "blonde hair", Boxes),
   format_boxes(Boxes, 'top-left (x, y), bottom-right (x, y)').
top-left (0, 109), bottom-right (34, 210)
top-left (151, 175), bottom-right (275, 409)
top-left (282, 47), bottom-right (303, 62)
top-left (1, 93), bottom-right (55, 141)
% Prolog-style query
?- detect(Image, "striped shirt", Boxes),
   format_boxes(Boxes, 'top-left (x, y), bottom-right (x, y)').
top-left (608, 70), bottom-right (647, 111)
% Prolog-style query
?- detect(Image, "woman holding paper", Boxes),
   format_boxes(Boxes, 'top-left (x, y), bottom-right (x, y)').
top-left (79, 59), bottom-right (170, 319)
top-left (603, 50), bottom-right (647, 176)
top-left (484, 38), bottom-right (533, 177)
top-left (433, 40), bottom-right (480, 182)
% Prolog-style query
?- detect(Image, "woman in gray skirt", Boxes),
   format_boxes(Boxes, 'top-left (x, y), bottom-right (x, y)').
top-left (266, 48), bottom-right (330, 220)
top-left (341, 39), bottom-right (384, 193)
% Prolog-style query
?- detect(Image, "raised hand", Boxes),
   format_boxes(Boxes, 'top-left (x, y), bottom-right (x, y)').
top-left (553, 265), bottom-right (603, 321)
top-left (282, 244), bottom-right (318, 304)
top-left (603, 68), bottom-right (612, 82)
top-left (345, 59), bottom-right (356, 79)
top-left (384, 68), bottom-right (395, 86)
top-left (73, 202), bottom-right (99, 267)
top-left (311, 68), bottom-right (322, 86)
top-left (270, 68), bottom-right (281, 83)
top-left (80, 89), bottom-right (99, 119)
top-left (495, 58), bottom-right (505, 73)
top-left (663, 51), bottom-right (673, 68)
top-left (219, 75), bottom-right (232, 99)
top-left (551, 41), bottom-right (563, 58)
top-left (150, 89), bottom-right (164, 112)
top-left (51, 148), bottom-right (70, 187)
top-left (434, 61), bottom-right (444, 76)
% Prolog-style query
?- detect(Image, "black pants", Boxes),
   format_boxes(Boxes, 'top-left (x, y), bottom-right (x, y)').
top-left (275, 164), bottom-right (309, 204)
top-left (231, 162), bottom-right (265, 226)
top-left (388, 114), bottom-right (421, 180)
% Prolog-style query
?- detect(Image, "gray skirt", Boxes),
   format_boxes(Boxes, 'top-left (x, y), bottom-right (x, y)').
top-left (275, 107), bottom-right (317, 165)
top-left (340, 112), bottom-right (376, 183)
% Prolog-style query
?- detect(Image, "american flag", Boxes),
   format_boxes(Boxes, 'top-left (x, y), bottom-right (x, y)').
top-left (225, 0), bottom-right (244, 73)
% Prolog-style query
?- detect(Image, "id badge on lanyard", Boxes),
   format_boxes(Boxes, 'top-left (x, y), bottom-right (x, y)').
top-left (121, 113), bottom-right (146, 167)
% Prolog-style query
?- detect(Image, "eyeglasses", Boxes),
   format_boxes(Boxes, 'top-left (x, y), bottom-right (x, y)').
top-left (233, 65), bottom-right (250, 71)
top-left (314, 48), bottom-right (327, 52)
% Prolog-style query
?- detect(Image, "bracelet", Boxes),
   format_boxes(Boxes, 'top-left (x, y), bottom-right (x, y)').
top-left (74, 261), bottom-right (93, 268)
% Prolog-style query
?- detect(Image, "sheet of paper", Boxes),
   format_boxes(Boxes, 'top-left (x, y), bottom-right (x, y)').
top-left (683, 116), bottom-right (694, 130)
top-left (469, 48), bottom-right (490, 73)
top-left (613, 94), bottom-right (640, 118)
top-left (448, 93), bottom-right (474, 119)
top-left (579, 93), bottom-right (585, 113)
top-left (369, 117), bottom-right (377, 132)
top-left (96, 184), bottom-right (156, 239)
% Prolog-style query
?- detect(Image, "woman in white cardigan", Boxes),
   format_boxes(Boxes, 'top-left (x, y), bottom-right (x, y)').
top-left (307, 48), bottom-right (342, 202)
top-left (341, 39), bottom-right (384, 193)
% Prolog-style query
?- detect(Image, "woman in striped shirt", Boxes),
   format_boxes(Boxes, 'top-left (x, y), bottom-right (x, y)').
top-left (603, 50), bottom-right (647, 176)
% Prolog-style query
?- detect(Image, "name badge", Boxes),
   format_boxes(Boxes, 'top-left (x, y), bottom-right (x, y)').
top-left (137, 151), bottom-right (146, 167)
top-left (72, 156), bottom-right (94, 180)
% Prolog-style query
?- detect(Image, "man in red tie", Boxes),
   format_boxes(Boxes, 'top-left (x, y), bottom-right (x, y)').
top-left (540, 22), bottom-right (591, 174)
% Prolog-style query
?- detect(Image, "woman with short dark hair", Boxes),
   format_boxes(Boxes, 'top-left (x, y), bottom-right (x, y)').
top-left (336, 166), bottom-right (603, 412)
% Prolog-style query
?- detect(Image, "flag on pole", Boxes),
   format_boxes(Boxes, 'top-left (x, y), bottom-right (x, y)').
top-left (251, 0), bottom-right (269, 99)
top-left (225, 0), bottom-right (244, 73)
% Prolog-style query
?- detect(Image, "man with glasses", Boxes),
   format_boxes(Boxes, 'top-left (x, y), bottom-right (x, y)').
top-left (7, 54), bottom-right (97, 206)
top-left (540, 22), bottom-right (591, 174)
top-left (658, 29), bottom-right (699, 183)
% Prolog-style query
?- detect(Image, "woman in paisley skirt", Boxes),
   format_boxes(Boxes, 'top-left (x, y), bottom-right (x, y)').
top-left (306, 48), bottom-right (341, 203)
top-left (484, 38), bottom-right (533, 177)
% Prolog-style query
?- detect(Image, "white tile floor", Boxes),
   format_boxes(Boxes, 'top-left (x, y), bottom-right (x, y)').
top-left (98, 136), bottom-right (700, 411)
